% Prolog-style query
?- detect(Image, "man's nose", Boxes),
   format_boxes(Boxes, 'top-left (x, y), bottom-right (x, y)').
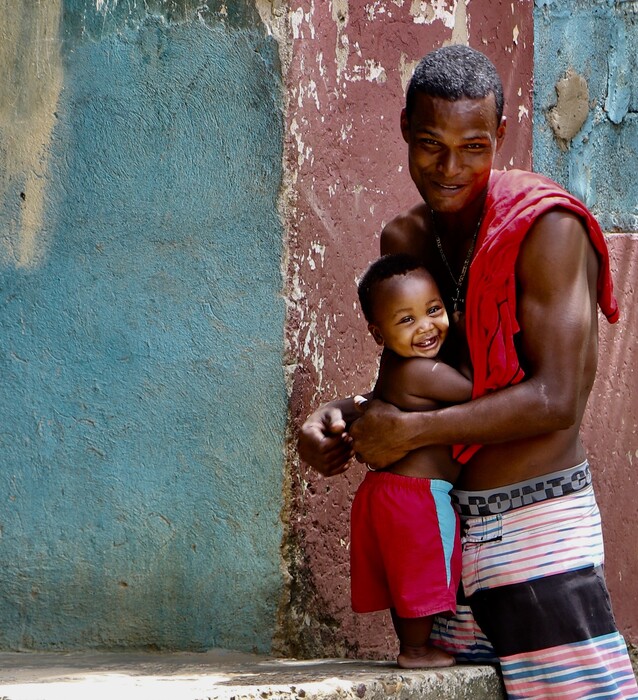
top-left (437, 149), bottom-right (461, 177)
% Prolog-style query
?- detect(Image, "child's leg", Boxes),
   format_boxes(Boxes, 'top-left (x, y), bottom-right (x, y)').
top-left (391, 609), bottom-right (455, 669)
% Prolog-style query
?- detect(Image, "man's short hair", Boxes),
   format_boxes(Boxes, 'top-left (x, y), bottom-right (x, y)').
top-left (406, 45), bottom-right (504, 124)
top-left (358, 254), bottom-right (430, 324)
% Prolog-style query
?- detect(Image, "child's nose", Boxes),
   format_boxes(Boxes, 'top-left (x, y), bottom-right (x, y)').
top-left (417, 317), bottom-right (433, 331)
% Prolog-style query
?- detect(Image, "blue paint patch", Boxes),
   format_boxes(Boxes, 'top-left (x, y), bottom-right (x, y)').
top-left (0, 13), bottom-right (286, 652)
top-left (533, 0), bottom-right (638, 231)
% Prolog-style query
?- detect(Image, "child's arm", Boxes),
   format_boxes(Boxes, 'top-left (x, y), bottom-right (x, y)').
top-left (380, 356), bottom-right (472, 412)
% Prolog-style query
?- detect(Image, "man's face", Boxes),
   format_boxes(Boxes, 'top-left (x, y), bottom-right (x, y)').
top-left (401, 93), bottom-right (506, 215)
top-left (368, 270), bottom-right (449, 359)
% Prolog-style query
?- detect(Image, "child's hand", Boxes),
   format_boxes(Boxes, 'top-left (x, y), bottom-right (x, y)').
top-left (350, 399), bottom-right (410, 470)
top-left (298, 406), bottom-right (354, 477)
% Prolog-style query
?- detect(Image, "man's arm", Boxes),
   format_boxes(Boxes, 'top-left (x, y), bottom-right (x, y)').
top-left (350, 210), bottom-right (598, 468)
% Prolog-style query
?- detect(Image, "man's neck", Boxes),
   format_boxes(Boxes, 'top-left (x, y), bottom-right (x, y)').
top-left (433, 197), bottom-right (486, 244)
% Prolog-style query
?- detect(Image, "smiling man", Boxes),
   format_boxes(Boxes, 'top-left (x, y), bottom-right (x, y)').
top-left (298, 46), bottom-right (638, 698)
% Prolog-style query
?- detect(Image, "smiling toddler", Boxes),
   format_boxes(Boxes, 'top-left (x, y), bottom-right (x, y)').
top-left (350, 253), bottom-right (472, 668)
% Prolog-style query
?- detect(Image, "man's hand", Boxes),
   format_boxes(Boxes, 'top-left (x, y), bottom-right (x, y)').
top-left (350, 399), bottom-right (411, 470)
top-left (298, 406), bottom-right (354, 477)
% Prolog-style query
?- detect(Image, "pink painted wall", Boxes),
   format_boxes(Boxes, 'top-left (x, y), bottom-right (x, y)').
top-left (283, 0), bottom-right (534, 658)
top-left (583, 235), bottom-right (638, 645)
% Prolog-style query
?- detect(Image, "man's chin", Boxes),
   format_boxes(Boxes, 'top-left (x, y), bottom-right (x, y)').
top-left (421, 190), bottom-right (466, 215)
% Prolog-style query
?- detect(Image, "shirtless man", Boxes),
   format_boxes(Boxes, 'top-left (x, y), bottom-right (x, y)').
top-left (298, 45), bottom-right (638, 699)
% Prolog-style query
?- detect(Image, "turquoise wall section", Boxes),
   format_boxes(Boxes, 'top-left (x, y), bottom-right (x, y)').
top-left (0, 2), bottom-right (286, 651)
top-left (533, 0), bottom-right (638, 231)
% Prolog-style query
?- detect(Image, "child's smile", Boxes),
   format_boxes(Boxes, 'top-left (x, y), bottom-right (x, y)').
top-left (368, 270), bottom-right (449, 359)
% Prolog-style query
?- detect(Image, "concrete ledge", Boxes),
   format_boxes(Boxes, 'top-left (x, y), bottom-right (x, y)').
top-left (0, 650), bottom-right (504, 700)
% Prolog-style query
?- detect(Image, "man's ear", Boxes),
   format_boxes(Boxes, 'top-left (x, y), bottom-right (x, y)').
top-left (369, 324), bottom-right (385, 346)
top-left (400, 108), bottom-right (410, 144)
top-left (496, 116), bottom-right (507, 151)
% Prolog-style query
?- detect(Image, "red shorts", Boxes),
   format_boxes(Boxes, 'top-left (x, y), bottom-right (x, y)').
top-left (350, 471), bottom-right (461, 619)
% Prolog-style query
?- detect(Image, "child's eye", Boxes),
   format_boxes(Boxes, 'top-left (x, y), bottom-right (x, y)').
top-left (398, 316), bottom-right (414, 324)
top-left (427, 306), bottom-right (442, 315)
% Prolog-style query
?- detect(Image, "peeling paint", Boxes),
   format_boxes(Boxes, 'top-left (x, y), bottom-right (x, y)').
top-left (255, 1), bottom-right (291, 73)
top-left (450, 0), bottom-right (469, 46)
top-left (410, 0), bottom-right (455, 28)
top-left (298, 80), bottom-right (321, 110)
top-left (317, 51), bottom-right (326, 78)
top-left (291, 7), bottom-right (305, 39)
top-left (399, 52), bottom-right (419, 92)
top-left (290, 118), bottom-right (313, 167)
top-left (365, 1), bottom-right (387, 20)
top-left (308, 241), bottom-right (326, 270)
top-left (351, 58), bottom-right (387, 82)
top-left (340, 122), bottom-right (354, 141)
top-left (332, 0), bottom-right (350, 79)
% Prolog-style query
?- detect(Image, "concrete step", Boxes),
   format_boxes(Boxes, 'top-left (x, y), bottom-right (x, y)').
top-left (0, 650), bottom-right (504, 700)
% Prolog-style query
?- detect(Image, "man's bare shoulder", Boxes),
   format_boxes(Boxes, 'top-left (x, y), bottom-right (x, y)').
top-left (516, 208), bottom-right (598, 289)
top-left (380, 203), bottom-right (431, 257)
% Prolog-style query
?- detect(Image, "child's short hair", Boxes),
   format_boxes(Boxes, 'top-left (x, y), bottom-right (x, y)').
top-left (358, 253), bottom-right (427, 324)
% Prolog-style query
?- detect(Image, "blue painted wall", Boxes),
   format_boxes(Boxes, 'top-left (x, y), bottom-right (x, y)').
top-left (533, 0), bottom-right (638, 231)
top-left (0, 2), bottom-right (286, 651)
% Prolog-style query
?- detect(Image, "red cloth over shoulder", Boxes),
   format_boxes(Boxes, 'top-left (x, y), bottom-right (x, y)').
top-left (453, 170), bottom-right (619, 464)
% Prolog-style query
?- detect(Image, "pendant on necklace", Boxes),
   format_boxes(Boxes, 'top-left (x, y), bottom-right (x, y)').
top-left (451, 288), bottom-right (464, 313)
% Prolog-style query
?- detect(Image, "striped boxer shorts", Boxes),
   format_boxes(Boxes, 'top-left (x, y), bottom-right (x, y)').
top-left (430, 462), bottom-right (638, 699)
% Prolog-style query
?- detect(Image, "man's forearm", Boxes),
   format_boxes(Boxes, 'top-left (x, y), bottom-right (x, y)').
top-left (405, 378), bottom-right (576, 451)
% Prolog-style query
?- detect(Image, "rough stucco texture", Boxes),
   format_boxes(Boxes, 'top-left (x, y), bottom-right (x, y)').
top-left (283, 0), bottom-right (534, 659)
top-left (584, 235), bottom-right (638, 646)
top-left (0, 2), bottom-right (286, 651)
top-left (533, 0), bottom-right (638, 645)
top-left (534, 0), bottom-right (638, 231)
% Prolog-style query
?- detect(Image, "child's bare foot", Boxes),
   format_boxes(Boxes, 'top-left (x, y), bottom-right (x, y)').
top-left (397, 645), bottom-right (455, 669)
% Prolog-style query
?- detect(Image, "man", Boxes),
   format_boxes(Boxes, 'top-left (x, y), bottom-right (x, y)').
top-left (298, 45), bottom-right (638, 698)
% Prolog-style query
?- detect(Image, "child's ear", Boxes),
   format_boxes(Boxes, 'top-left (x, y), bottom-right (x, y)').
top-left (368, 324), bottom-right (385, 346)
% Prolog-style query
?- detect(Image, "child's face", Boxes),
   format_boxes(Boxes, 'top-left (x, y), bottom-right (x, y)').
top-left (368, 270), bottom-right (449, 359)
